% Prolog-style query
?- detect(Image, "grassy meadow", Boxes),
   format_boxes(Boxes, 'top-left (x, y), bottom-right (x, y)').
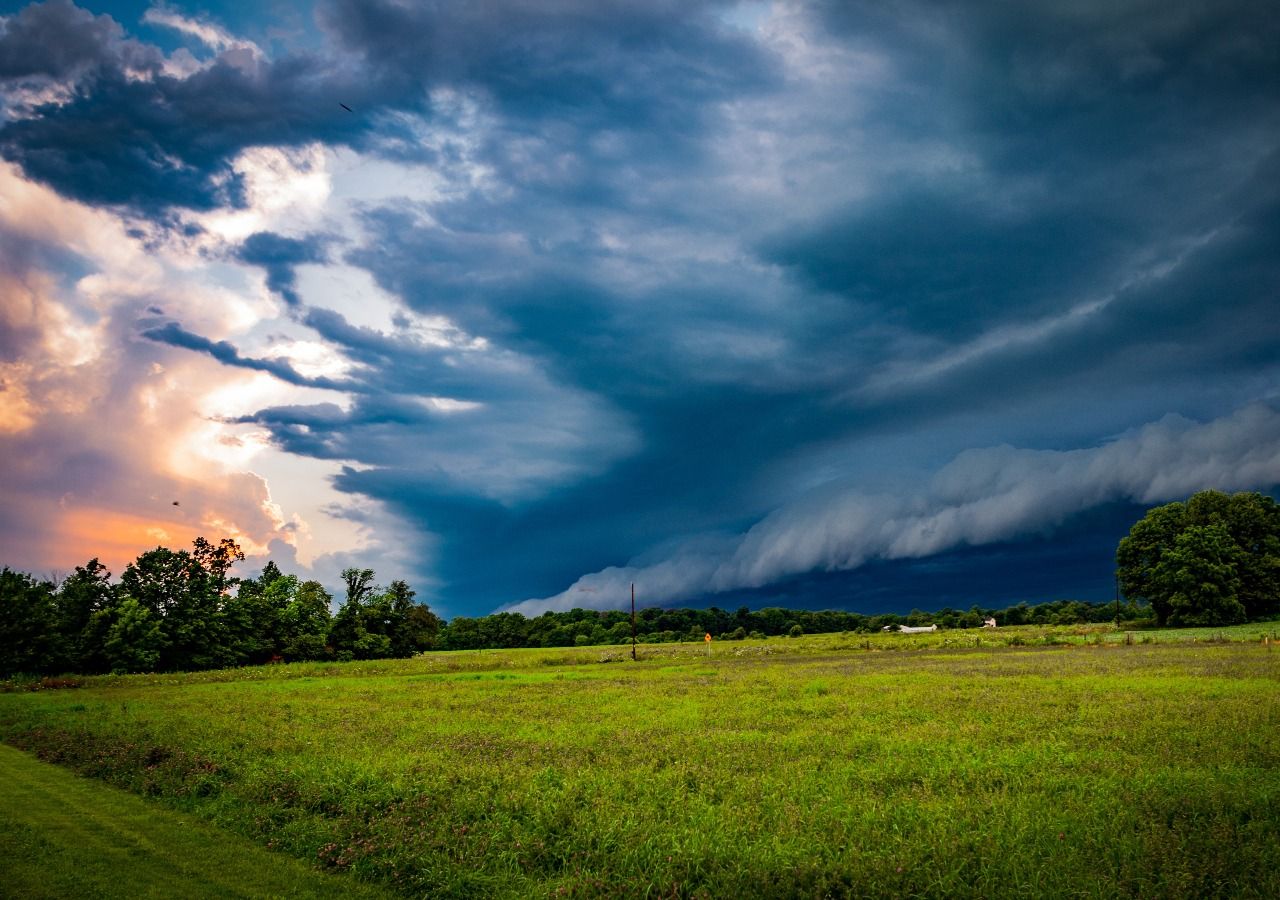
top-left (0, 743), bottom-right (394, 899)
top-left (2, 625), bottom-right (1278, 898)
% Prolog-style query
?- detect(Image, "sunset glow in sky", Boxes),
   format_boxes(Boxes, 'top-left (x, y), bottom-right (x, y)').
top-left (1, 0), bottom-right (1278, 618)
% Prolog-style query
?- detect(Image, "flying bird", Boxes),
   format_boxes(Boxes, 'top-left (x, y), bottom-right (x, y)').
top-left (172, 501), bottom-right (180, 506)
top-left (339, 103), bottom-right (353, 112)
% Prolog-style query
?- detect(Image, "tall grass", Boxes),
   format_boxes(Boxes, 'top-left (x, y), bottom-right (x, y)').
top-left (0, 743), bottom-right (393, 899)
top-left (2, 627), bottom-right (1277, 897)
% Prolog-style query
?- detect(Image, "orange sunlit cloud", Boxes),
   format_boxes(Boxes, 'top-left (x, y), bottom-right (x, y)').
top-left (51, 503), bottom-right (280, 577)
top-left (56, 507), bottom-right (201, 576)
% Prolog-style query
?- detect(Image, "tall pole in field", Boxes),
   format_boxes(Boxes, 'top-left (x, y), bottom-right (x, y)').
top-left (1114, 571), bottom-right (1121, 625)
top-left (631, 582), bottom-right (637, 661)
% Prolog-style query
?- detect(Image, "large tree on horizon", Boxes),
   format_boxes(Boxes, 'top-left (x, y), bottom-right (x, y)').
top-left (1117, 490), bottom-right (1280, 626)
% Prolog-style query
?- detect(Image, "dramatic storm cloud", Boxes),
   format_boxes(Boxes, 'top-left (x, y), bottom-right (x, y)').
top-left (1, 0), bottom-right (1277, 616)
top-left (513, 405), bottom-right (1280, 614)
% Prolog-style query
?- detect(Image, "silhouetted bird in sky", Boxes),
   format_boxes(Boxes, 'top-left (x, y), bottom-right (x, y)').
top-left (172, 501), bottom-right (180, 506)
top-left (339, 103), bottom-right (353, 112)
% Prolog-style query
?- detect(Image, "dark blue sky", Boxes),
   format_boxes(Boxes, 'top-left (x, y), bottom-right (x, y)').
top-left (1, 0), bottom-right (1278, 617)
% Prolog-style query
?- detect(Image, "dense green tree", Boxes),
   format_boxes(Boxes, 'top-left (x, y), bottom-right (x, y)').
top-left (54, 559), bottom-right (116, 672)
top-left (757, 608), bottom-right (789, 635)
top-left (330, 569), bottom-right (393, 660)
top-left (0, 569), bottom-right (59, 676)
top-left (101, 598), bottom-right (165, 674)
top-left (606, 621), bottom-right (631, 644)
top-left (352, 629), bottom-right (393, 659)
top-left (192, 537), bottom-right (246, 595)
top-left (258, 560), bottom-right (285, 586)
top-left (280, 580), bottom-right (332, 661)
top-left (1187, 491), bottom-right (1280, 620)
top-left (225, 571), bottom-right (294, 664)
top-left (77, 604), bottom-right (118, 675)
top-left (120, 547), bottom-right (200, 618)
top-left (162, 589), bottom-right (231, 670)
top-left (382, 580), bottom-right (440, 655)
top-left (482, 612), bottom-right (532, 649)
top-left (342, 568), bottom-right (377, 606)
top-left (119, 538), bottom-right (242, 671)
top-left (362, 591), bottom-right (396, 640)
top-left (1153, 524), bottom-right (1247, 626)
top-left (1118, 490), bottom-right (1280, 625)
top-left (1052, 601), bottom-right (1090, 625)
top-left (440, 616), bottom-right (483, 651)
top-left (1118, 501), bottom-right (1189, 625)
top-left (327, 600), bottom-right (365, 661)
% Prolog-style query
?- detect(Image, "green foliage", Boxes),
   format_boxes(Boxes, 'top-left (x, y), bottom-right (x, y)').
top-left (119, 546), bottom-right (201, 619)
top-left (55, 559), bottom-right (115, 673)
top-left (1155, 523), bottom-right (1248, 626)
top-left (329, 572), bottom-right (437, 661)
top-left (1118, 490), bottom-right (1280, 625)
top-left (430, 597), bottom-right (1141, 651)
top-left (191, 536), bottom-right (246, 595)
top-left (280, 580), bottom-right (333, 662)
top-left (224, 573), bottom-right (290, 665)
top-left (0, 540), bottom-right (375, 675)
top-left (0, 522), bottom-right (1190, 677)
top-left (120, 545), bottom-right (232, 671)
top-left (0, 569), bottom-right (60, 677)
top-left (385, 580), bottom-right (440, 655)
top-left (342, 567), bottom-right (377, 606)
top-left (1117, 501), bottom-right (1186, 623)
top-left (3, 541), bottom-right (1153, 674)
top-left (328, 597), bottom-right (366, 661)
top-left (101, 598), bottom-right (165, 674)
top-left (331, 567), bottom-right (387, 661)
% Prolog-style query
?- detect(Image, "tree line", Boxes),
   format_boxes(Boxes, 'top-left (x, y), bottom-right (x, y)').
top-left (1, 533), bottom-right (1141, 677)
top-left (0, 538), bottom-right (441, 677)
top-left (4, 488), bottom-right (1276, 677)
top-left (435, 597), bottom-right (1143, 652)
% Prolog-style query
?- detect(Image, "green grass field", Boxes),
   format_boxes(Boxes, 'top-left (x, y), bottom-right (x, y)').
top-left (2, 625), bottom-right (1278, 898)
top-left (0, 743), bottom-right (392, 899)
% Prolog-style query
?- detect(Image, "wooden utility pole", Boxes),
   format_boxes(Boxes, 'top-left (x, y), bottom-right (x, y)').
top-left (630, 583), bottom-right (637, 661)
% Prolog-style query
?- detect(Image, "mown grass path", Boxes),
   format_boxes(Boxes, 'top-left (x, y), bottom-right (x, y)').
top-left (2, 630), bottom-right (1278, 898)
top-left (0, 743), bottom-right (393, 899)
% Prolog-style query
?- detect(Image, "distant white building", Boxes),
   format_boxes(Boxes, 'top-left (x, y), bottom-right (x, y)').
top-left (983, 617), bottom-right (998, 629)
top-left (900, 624), bottom-right (938, 634)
